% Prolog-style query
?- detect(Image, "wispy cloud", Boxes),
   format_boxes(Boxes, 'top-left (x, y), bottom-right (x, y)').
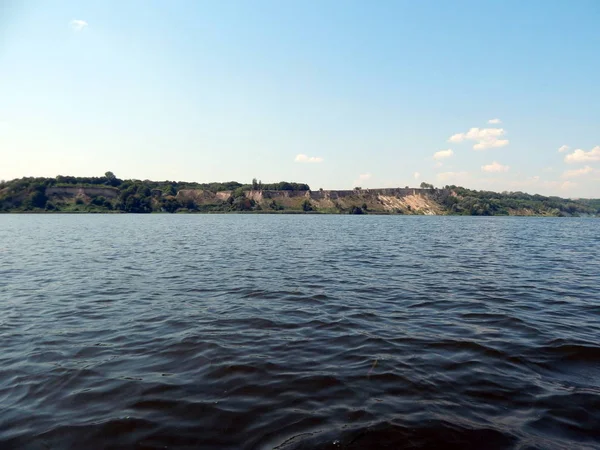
top-left (70, 19), bottom-right (88, 32)
top-left (433, 149), bottom-right (454, 160)
top-left (448, 127), bottom-right (509, 150)
top-left (488, 118), bottom-right (502, 124)
top-left (436, 171), bottom-right (469, 183)
top-left (562, 166), bottom-right (598, 178)
top-left (353, 173), bottom-right (372, 187)
top-left (413, 172), bottom-right (420, 180)
top-left (558, 144), bottom-right (570, 153)
top-left (294, 154), bottom-right (323, 163)
top-left (481, 161), bottom-right (510, 173)
top-left (564, 146), bottom-right (600, 163)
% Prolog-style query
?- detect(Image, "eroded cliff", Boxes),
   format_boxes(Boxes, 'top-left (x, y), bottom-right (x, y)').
top-left (175, 188), bottom-right (444, 214)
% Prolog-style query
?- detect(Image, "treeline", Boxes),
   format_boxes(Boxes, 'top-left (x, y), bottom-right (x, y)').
top-left (1, 173), bottom-right (598, 215)
top-left (0, 173), bottom-right (310, 213)
top-left (431, 185), bottom-right (599, 216)
top-left (46, 174), bottom-right (310, 192)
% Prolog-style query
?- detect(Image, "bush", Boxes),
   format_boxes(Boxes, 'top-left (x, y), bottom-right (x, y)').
top-left (231, 197), bottom-right (255, 211)
top-left (28, 191), bottom-right (48, 209)
top-left (269, 200), bottom-right (283, 210)
top-left (185, 199), bottom-right (197, 211)
top-left (91, 196), bottom-right (106, 206)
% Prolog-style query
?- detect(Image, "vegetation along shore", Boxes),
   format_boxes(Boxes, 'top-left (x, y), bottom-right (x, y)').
top-left (1, 173), bottom-right (598, 216)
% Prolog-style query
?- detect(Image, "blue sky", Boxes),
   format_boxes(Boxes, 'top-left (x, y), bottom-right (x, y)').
top-left (1, 0), bottom-right (599, 196)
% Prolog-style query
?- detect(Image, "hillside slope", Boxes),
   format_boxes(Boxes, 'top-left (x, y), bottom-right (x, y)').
top-left (0, 175), bottom-right (598, 216)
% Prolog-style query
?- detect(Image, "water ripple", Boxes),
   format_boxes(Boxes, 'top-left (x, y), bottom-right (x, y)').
top-left (0, 215), bottom-right (599, 449)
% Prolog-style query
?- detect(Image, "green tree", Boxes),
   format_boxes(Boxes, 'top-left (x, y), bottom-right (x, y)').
top-left (232, 197), bottom-right (254, 211)
top-left (161, 196), bottom-right (180, 213)
top-left (185, 199), bottom-right (197, 211)
top-left (91, 196), bottom-right (107, 206)
top-left (232, 187), bottom-right (245, 198)
top-left (104, 171), bottom-right (121, 187)
top-left (163, 185), bottom-right (176, 196)
top-left (28, 190), bottom-right (48, 209)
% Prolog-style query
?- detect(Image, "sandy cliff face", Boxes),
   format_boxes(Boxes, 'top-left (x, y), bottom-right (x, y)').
top-left (377, 194), bottom-right (443, 215)
top-left (172, 187), bottom-right (446, 214)
top-left (301, 188), bottom-right (441, 214)
top-left (176, 189), bottom-right (224, 203)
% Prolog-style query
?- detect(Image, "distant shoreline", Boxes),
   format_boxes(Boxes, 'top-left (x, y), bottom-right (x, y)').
top-left (1, 175), bottom-right (598, 217)
top-left (1, 210), bottom-right (596, 218)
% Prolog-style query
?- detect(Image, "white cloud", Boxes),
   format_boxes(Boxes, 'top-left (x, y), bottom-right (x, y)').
top-left (433, 149), bottom-right (454, 160)
top-left (558, 144), bottom-right (570, 153)
top-left (352, 173), bottom-right (372, 188)
top-left (413, 172), bottom-right (420, 180)
top-left (481, 161), bottom-right (510, 173)
top-left (70, 19), bottom-right (88, 32)
top-left (434, 161), bottom-right (443, 168)
top-left (562, 166), bottom-right (598, 178)
top-left (488, 118), bottom-right (502, 124)
top-left (505, 178), bottom-right (585, 196)
top-left (448, 127), bottom-right (509, 150)
top-left (474, 139), bottom-right (509, 151)
top-left (564, 146), bottom-right (600, 163)
top-left (294, 154), bottom-right (323, 163)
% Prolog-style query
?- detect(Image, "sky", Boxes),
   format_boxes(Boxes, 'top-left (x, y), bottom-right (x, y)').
top-left (1, 0), bottom-right (599, 197)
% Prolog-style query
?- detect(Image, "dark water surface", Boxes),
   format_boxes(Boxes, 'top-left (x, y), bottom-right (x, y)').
top-left (1, 215), bottom-right (599, 450)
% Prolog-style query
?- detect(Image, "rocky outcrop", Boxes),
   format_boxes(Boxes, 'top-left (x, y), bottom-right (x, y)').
top-left (173, 187), bottom-right (444, 214)
top-left (309, 188), bottom-right (427, 200)
top-left (176, 189), bottom-right (234, 203)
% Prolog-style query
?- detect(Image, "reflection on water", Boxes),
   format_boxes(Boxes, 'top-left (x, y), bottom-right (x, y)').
top-left (1, 215), bottom-right (599, 449)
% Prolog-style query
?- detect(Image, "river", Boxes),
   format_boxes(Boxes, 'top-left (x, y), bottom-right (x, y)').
top-left (1, 215), bottom-right (599, 449)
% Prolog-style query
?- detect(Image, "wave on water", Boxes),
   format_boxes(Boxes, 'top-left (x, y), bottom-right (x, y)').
top-left (0, 215), bottom-right (599, 449)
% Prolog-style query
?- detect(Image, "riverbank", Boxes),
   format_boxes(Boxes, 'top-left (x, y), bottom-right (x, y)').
top-left (1, 175), bottom-right (598, 216)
